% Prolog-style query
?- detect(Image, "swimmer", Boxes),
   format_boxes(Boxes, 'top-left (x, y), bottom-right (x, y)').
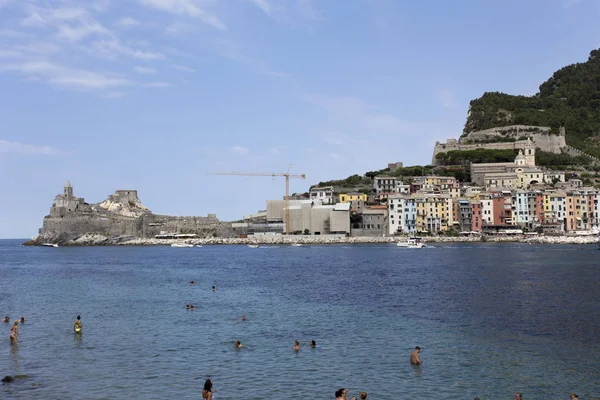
top-left (2, 316), bottom-right (9, 323)
top-left (309, 340), bottom-right (316, 347)
top-left (359, 392), bottom-right (368, 399)
top-left (410, 346), bottom-right (421, 365)
top-left (571, 394), bottom-right (579, 400)
top-left (293, 340), bottom-right (300, 351)
top-left (186, 304), bottom-right (191, 309)
top-left (515, 393), bottom-right (523, 400)
top-left (20, 316), bottom-right (26, 324)
top-left (190, 305), bottom-right (195, 310)
top-left (202, 379), bottom-right (216, 400)
top-left (189, 281), bottom-right (195, 285)
top-left (234, 340), bottom-right (242, 348)
top-left (212, 285), bottom-right (216, 292)
top-left (74, 315), bottom-right (82, 333)
top-left (9, 320), bottom-right (19, 344)
top-left (335, 388), bottom-right (348, 400)
top-left (241, 315), bottom-right (247, 321)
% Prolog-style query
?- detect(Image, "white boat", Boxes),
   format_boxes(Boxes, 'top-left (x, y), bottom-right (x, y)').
top-left (196, 245), bottom-right (203, 248)
top-left (42, 243), bottom-right (59, 248)
top-left (247, 244), bottom-right (260, 249)
top-left (396, 237), bottom-right (426, 248)
top-left (171, 243), bottom-right (194, 248)
top-left (291, 243), bottom-right (303, 247)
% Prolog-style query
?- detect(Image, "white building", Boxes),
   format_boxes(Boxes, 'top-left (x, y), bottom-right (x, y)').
top-left (309, 186), bottom-right (335, 205)
top-left (481, 198), bottom-right (493, 225)
top-left (388, 195), bottom-right (417, 235)
top-left (514, 191), bottom-right (529, 226)
top-left (373, 176), bottom-right (399, 196)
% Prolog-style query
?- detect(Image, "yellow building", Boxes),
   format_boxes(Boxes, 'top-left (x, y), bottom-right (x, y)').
top-left (416, 194), bottom-right (449, 233)
top-left (338, 192), bottom-right (367, 210)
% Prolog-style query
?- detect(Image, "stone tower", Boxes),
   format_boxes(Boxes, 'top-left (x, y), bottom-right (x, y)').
top-left (64, 180), bottom-right (73, 198)
top-left (523, 138), bottom-right (535, 166)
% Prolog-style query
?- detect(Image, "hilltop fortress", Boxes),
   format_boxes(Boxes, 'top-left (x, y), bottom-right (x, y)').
top-left (431, 125), bottom-right (568, 166)
top-left (24, 182), bottom-right (234, 245)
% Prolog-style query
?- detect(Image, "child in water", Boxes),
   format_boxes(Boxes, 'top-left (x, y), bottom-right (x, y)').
top-left (74, 315), bottom-right (82, 333)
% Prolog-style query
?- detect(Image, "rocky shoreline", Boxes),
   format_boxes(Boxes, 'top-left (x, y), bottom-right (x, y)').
top-left (23, 233), bottom-right (600, 247)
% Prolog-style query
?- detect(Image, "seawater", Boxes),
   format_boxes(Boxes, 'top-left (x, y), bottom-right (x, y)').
top-left (0, 240), bottom-right (599, 400)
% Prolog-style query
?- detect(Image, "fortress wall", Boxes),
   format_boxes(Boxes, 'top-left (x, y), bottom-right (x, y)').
top-left (432, 130), bottom-right (566, 165)
top-left (40, 214), bottom-right (144, 241)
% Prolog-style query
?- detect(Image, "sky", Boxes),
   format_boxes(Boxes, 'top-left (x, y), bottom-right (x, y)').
top-left (1, 0), bottom-right (599, 238)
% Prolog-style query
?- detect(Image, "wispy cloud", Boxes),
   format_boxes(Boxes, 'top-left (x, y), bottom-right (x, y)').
top-left (133, 66), bottom-right (157, 74)
top-left (329, 152), bottom-right (345, 161)
top-left (213, 39), bottom-right (287, 77)
top-left (141, 82), bottom-right (170, 88)
top-left (247, 0), bottom-right (322, 27)
top-left (138, 0), bottom-right (227, 30)
top-left (165, 22), bottom-right (196, 36)
top-left (231, 145), bottom-right (249, 155)
top-left (249, 0), bottom-right (272, 16)
top-left (0, 61), bottom-right (132, 90)
top-left (114, 17), bottom-right (141, 28)
top-left (172, 64), bottom-right (195, 72)
top-left (91, 39), bottom-right (165, 60)
top-left (0, 139), bottom-right (62, 156)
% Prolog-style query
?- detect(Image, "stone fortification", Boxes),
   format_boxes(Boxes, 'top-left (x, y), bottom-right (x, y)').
top-left (432, 125), bottom-right (567, 165)
top-left (25, 182), bottom-right (233, 246)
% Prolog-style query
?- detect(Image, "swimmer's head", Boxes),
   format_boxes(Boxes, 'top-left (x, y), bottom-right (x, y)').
top-left (294, 340), bottom-right (299, 346)
top-left (13, 320), bottom-right (19, 325)
top-left (335, 389), bottom-right (346, 397)
top-left (310, 340), bottom-right (316, 346)
top-left (77, 315), bottom-right (81, 320)
top-left (203, 379), bottom-right (212, 391)
top-left (360, 392), bottom-right (367, 399)
top-left (415, 346), bottom-right (421, 351)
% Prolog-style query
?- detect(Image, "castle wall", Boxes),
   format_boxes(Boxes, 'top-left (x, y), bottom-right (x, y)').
top-left (432, 130), bottom-right (567, 166)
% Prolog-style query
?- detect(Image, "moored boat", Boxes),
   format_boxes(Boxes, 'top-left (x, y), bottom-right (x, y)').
top-left (396, 237), bottom-right (426, 248)
top-left (247, 244), bottom-right (260, 249)
top-left (171, 243), bottom-right (194, 248)
top-left (291, 243), bottom-right (303, 247)
top-left (42, 243), bottom-right (59, 248)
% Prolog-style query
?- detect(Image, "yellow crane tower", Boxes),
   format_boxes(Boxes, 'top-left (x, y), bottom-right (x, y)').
top-left (208, 165), bottom-right (306, 235)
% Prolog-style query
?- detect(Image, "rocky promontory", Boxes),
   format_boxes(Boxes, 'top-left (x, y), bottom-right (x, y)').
top-left (23, 182), bottom-right (234, 246)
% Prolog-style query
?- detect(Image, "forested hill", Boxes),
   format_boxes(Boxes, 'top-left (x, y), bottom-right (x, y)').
top-left (463, 49), bottom-right (600, 157)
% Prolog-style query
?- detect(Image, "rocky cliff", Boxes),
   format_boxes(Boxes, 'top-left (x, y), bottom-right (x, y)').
top-left (24, 182), bottom-right (234, 246)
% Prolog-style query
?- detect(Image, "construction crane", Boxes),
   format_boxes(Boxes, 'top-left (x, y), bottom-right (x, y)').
top-left (208, 165), bottom-right (306, 235)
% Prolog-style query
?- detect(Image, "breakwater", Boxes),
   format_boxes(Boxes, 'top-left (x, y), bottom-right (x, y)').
top-left (36, 233), bottom-right (599, 246)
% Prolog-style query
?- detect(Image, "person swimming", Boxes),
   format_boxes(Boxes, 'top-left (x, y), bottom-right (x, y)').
top-left (309, 340), bottom-right (316, 347)
top-left (212, 285), bottom-right (216, 292)
top-left (189, 281), bottom-right (195, 285)
top-left (359, 392), bottom-right (368, 399)
top-left (234, 340), bottom-right (242, 348)
top-left (74, 315), bottom-right (82, 333)
top-left (202, 379), bottom-right (216, 399)
top-left (9, 320), bottom-right (19, 344)
top-left (2, 316), bottom-right (9, 323)
top-left (410, 346), bottom-right (422, 365)
top-left (241, 315), bottom-right (247, 321)
top-left (293, 340), bottom-right (300, 351)
top-left (20, 316), bottom-right (26, 324)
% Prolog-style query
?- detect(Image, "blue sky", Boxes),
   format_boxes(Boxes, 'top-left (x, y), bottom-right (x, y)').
top-left (1, 0), bottom-right (599, 238)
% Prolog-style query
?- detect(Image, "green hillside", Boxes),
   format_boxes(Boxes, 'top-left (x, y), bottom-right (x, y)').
top-left (463, 49), bottom-right (600, 157)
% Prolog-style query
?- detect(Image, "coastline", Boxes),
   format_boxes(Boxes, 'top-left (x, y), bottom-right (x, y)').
top-left (23, 233), bottom-right (600, 246)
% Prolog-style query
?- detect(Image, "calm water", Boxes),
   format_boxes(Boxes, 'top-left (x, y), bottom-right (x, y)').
top-left (0, 240), bottom-right (599, 399)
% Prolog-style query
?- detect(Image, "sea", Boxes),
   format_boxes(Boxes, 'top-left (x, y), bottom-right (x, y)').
top-left (0, 239), bottom-right (598, 400)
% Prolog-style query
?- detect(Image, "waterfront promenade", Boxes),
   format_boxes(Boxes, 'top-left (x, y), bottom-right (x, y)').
top-left (37, 233), bottom-right (600, 246)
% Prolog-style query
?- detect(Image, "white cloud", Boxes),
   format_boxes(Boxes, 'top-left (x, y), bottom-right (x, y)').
top-left (141, 82), bottom-right (170, 88)
top-left (133, 66), bottom-right (157, 74)
top-left (249, 0), bottom-right (272, 16)
top-left (165, 22), bottom-right (196, 36)
top-left (329, 153), bottom-right (345, 161)
top-left (115, 17), bottom-right (141, 28)
top-left (0, 139), bottom-right (61, 156)
top-left (57, 21), bottom-right (110, 41)
top-left (172, 64), bottom-right (195, 72)
top-left (138, 0), bottom-right (227, 30)
top-left (439, 89), bottom-right (456, 108)
top-left (0, 61), bottom-right (132, 90)
top-left (91, 39), bottom-right (164, 60)
top-left (231, 146), bottom-right (249, 155)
